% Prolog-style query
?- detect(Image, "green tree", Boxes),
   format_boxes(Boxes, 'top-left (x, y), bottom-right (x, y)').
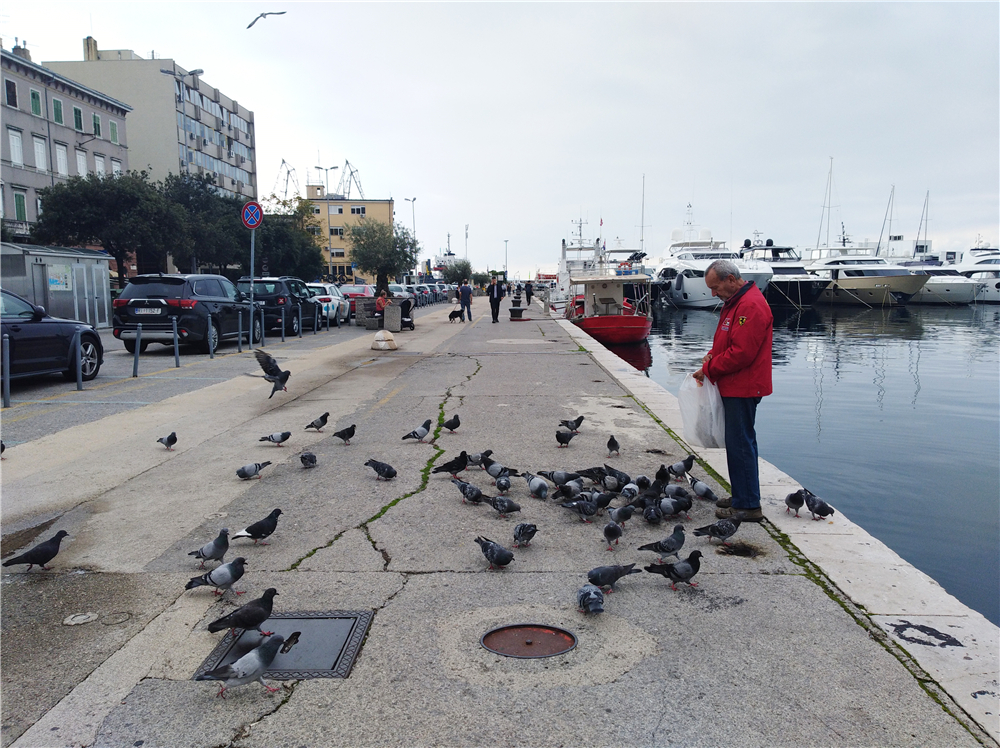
top-left (346, 219), bottom-right (420, 296)
top-left (238, 195), bottom-right (325, 280)
top-left (442, 258), bottom-right (473, 285)
top-left (471, 271), bottom-right (491, 287)
top-left (161, 173), bottom-right (244, 274)
top-left (32, 171), bottom-right (185, 287)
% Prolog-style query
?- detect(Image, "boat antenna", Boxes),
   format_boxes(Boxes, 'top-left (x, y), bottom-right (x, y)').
top-left (637, 174), bottom-right (647, 254)
top-left (875, 185), bottom-right (894, 257)
top-left (817, 157), bottom-right (833, 249)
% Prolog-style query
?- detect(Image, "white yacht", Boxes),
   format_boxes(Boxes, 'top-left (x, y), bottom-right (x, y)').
top-left (952, 252), bottom-right (1000, 303)
top-left (739, 238), bottom-right (830, 308)
top-left (806, 255), bottom-right (928, 306)
top-left (904, 267), bottom-right (982, 305)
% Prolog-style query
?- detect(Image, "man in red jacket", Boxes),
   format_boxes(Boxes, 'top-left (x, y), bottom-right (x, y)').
top-left (693, 259), bottom-right (773, 521)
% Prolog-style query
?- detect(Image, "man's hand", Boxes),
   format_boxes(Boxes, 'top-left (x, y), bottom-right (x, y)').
top-left (692, 369), bottom-right (705, 386)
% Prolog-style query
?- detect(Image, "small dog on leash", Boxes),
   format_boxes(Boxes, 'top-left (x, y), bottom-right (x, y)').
top-left (448, 309), bottom-right (465, 323)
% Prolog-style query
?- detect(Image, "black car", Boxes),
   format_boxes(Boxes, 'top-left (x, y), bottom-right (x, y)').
top-left (113, 274), bottom-right (258, 353)
top-left (236, 276), bottom-right (321, 335)
top-left (1, 288), bottom-right (104, 381)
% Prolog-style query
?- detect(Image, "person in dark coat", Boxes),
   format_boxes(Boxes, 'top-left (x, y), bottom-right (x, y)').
top-left (524, 281), bottom-right (534, 307)
top-left (488, 277), bottom-right (505, 323)
top-left (459, 279), bottom-right (473, 321)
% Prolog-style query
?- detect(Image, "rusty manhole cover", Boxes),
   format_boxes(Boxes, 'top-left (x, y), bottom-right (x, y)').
top-left (481, 624), bottom-right (577, 659)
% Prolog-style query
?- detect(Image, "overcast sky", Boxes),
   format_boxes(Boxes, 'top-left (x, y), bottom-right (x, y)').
top-left (8, 2), bottom-right (998, 278)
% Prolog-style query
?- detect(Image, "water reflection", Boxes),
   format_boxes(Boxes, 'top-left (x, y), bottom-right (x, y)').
top-left (601, 340), bottom-right (652, 374)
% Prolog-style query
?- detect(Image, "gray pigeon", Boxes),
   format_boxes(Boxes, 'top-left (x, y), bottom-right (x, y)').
top-left (638, 524), bottom-right (685, 562)
top-left (443, 414), bottom-right (461, 432)
top-left (188, 528), bottom-right (229, 569)
top-left (607, 504), bottom-right (634, 528)
top-left (513, 523), bottom-right (537, 548)
top-left (619, 483), bottom-right (639, 501)
top-left (524, 473), bottom-right (549, 499)
top-left (207, 588), bottom-right (279, 636)
top-left (195, 634), bottom-right (284, 697)
top-left (659, 495), bottom-right (692, 519)
top-left (645, 550), bottom-right (703, 591)
top-left (487, 495), bottom-right (521, 518)
top-left (259, 431), bottom-right (291, 447)
top-left (553, 479), bottom-right (585, 500)
top-left (483, 456), bottom-right (519, 480)
top-left (603, 521), bottom-right (622, 550)
top-left (451, 478), bottom-right (485, 505)
top-left (607, 435), bottom-right (620, 457)
top-left (186, 557), bottom-right (247, 596)
top-left (559, 415), bottom-right (584, 432)
top-left (495, 474), bottom-right (511, 494)
top-left (251, 349), bottom-right (290, 399)
top-left (785, 489), bottom-right (807, 517)
top-left (588, 563), bottom-right (642, 591)
top-left (635, 475), bottom-right (651, 491)
top-left (475, 536), bottom-right (513, 570)
top-left (305, 412), bottom-right (329, 432)
top-left (538, 470), bottom-right (580, 486)
top-left (668, 455), bottom-right (696, 480)
top-left (577, 584), bottom-right (605, 614)
top-left (642, 503), bottom-right (663, 525)
top-left (689, 475), bottom-right (720, 502)
top-left (237, 461), bottom-right (271, 480)
top-left (365, 459), bottom-right (397, 481)
top-left (333, 424), bottom-right (356, 444)
top-left (402, 419), bottom-right (433, 443)
top-left (593, 492), bottom-right (616, 512)
top-left (231, 509), bottom-right (281, 545)
top-left (560, 499), bottom-right (598, 522)
top-left (157, 431), bottom-right (177, 451)
top-left (467, 449), bottom-right (493, 469)
top-left (300, 452), bottom-right (317, 469)
top-left (2, 530), bottom-right (69, 571)
top-left (663, 484), bottom-right (692, 499)
top-left (693, 518), bottom-right (742, 545)
top-left (555, 431), bottom-right (578, 448)
top-left (804, 490), bottom-right (836, 521)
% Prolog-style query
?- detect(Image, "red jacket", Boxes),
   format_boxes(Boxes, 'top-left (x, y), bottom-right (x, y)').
top-left (703, 281), bottom-right (773, 398)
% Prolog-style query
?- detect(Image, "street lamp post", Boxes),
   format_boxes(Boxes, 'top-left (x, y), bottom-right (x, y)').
top-left (161, 67), bottom-right (205, 274)
top-left (405, 197), bottom-right (417, 280)
top-left (504, 239), bottom-right (508, 281)
top-left (315, 165), bottom-right (339, 281)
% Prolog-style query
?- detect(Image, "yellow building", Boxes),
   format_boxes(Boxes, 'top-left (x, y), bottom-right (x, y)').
top-left (305, 184), bottom-right (393, 283)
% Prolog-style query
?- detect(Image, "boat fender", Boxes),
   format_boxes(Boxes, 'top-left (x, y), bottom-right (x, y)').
top-left (675, 274), bottom-right (684, 291)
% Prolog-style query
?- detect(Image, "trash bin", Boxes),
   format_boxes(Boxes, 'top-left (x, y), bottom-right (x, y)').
top-left (384, 304), bottom-right (402, 333)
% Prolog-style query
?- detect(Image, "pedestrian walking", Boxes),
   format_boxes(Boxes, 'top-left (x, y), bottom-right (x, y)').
top-left (692, 259), bottom-right (773, 522)
top-left (524, 281), bottom-right (533, 307)
top-left (488, 277), bottom-right (505, 323)
top-left (459, 279), bottom-right (473, 322)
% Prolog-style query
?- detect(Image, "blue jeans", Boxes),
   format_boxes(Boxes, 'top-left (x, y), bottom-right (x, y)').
top-left (722, 396), bottom-right (762, 510)
top-left (461, 300), bottom-right (472, 321)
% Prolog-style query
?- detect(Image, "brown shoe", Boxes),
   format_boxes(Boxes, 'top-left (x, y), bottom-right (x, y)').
top-left (715, 506), bottom-right (764, 522)
top-left (715, 496), bottom-right (732, 509)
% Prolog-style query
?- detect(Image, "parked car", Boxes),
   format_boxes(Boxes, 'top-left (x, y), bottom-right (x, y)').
top-left (237, 276), bottom-right (321, 335)
top-left (435, 282), bottom-right (449, 301)
top-left (307, 283), bottom-right (350, 325)
top-left (404, 284), bottom-right (425, 307)
top-left (339, 284), bottom-right (375, 317)
top-left (414, 284), bottom-right (434, 305)
top-left (113, 274), bottom-right (257, 354)
top-left (1, 288), bottom-right (104, 381)
top-left (387, 284), bottom-right (414, 303)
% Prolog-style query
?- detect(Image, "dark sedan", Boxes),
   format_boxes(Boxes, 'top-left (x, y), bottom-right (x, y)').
top-left (1, 288), bottom-right (104, 381)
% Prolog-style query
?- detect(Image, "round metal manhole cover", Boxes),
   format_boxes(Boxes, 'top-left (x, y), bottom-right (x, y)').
top-left (480, 624), bottom-right (577, 659)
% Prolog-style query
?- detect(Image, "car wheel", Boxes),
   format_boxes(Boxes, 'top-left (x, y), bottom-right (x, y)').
top-left (123, 340), bottom-right (149, 354)
top-left (250, 316), bottom-right (263, 344)
top-left (200, 320), bottom-right (220, 354)
top-left (289, 313), bottom-right (300, 336)
top-left (63, 336), bottom-right (102, 381)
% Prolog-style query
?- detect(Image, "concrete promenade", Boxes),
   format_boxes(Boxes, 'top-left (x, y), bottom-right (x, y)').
top-left (2, 298), bottom-right (997, 748)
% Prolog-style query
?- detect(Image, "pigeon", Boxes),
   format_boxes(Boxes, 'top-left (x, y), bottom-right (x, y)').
top-left (483, 456), bottom-right (520, 480)
top-left (1, 440), bottom-right (5, 458)
top-left (604, 464), bottom-right (631, 489)
top-left (250, 349), bottom-right (290, 398)
top-left (467, 449), bottom-right (493, 469)
top-left (607, 504), bottom-right (634, 528)
top-left (432, 451), bottom-right (469, 478)
top-left (333, 424), bottom-right (356, 445)
top-left (693, 518), bottom-right (742, 545)
top-left (555, 431), bottom-right (578, 448)
top-left (2, 530), bottom-right (69, 571)
top-left (452, 478), bottom-right (485, 505)
top-left (538, 470), bottom-right (580, 486)
top-left (300, 452), bottom-right (317, 469)
top-left (659, 495), bottom-right (692, 519)
top-left (560, 499), bottom-right (598, 523)
top-left (559, 415), bottom-right (584, 432)
top-left (785, 489), bottom-right (807, 517)
top-left (689, 475), bottom-right (720, 502)
top-left (603, 522), bottom-right (622, 550)
top-left (188, 528), bottom-right (229, 568)
top-left (635, 475), bottom-right (651, 491)
top-left (231, 510), bottom-right (282, 545)
top-left (475, 536), bottom-right (513, 570)
top-left (588, 563), bottom-right (642, 591)
top-left (443, 414), bottom-right (461, 433)
top-left (157, 431), bottom-right (177, 451)
top-left (365, 459), bottom-right (397, 481)
top-left (619, 483), bottom-right (639, 502)
top-left (553, 479), bottom-right (585, 501)
top-left (577, 584), bottom-right (605, 614)
top-left (237, 462), bottom-right (271, 480)
top-left (402, 419), bottom-right (433, 443)
top-left (260, 431), bottom-right (291, 447)
top-left (655, 464), bottom-right (671, 483)
top-left (668, 455), bottom-right (697, 481)
top-left (638, 525), bottom-right (686, 562)
top-left (196, 634), bottom-right (285, 698)
top-left (593, 491), bottom-right (616, 512)
top-left (607, 435), bottom-right (620, 457)
top-left (524, 473), bottom-right (549, 499)
top-left (207, 588), bottom-right (279, 636)
top-left (663, 484), bottom-right (692, 499)
top-left (804, 489), bottom-right (836, 521)
top-left (513, 523), bottom-right (537, 548)
top-left (186, 557), bottom-right (247, 596)
top-left (495, 474), bottom-right (511, 494)
top-left (305, 412), bottom-right (329, 432)
top-left (645, 550), bottom-right (703, 590)
top-left (247, 10), bottom-right (287, 29)
top-left (487, 496), bottom-right (521, 518)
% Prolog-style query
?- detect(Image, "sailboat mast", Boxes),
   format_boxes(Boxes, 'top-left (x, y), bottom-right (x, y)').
top-left (915, 190), bottom-right (929, 259)
top-left (639, 174), bottom-right (646, 254)
top-left (875, 185), bottom-right (894, 257)
top-left (817, 157), bottom-right (833, 249)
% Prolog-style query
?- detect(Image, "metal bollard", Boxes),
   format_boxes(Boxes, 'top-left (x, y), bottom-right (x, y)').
top-left (281, 306), bottom-right (286, 342)
top-left (237, 311), bottom-right (243, 353)
top-left (133, 325), bottom-right (142, 377)
top-left (298, 304), bottom-right (303, 338)
top-left (73, 329), bottom-right (83, 391)
top-left (171, 316), bottom-right (180, 368)
top-left (260, 308), bottom-right (266, 347)
top-left (2, 334), bottom-right (10, 408)
top-left (313, 304), bottom-right (319, 335)
top-left (208, 321), bottom-right (214, 359)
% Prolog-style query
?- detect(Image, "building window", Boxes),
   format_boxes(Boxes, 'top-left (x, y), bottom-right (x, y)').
top-left (329, 205), bottom-right (343, 215)
top-left (73, 106), bottom-right (83, 131)
top-left (55, 143), bottom-right (69, 176)
top-left (33, 136), bottom-right (47, 172)
top-left (94, 154), bottom-right (106, 176)
top-left (53, 98), bottom-right (64, 124)
top-left (4, 79), bottom-right (16, 108)
top-left (111, 158), bottom-right (122, 176)
top-left (30, 89), bottom-right (43, 116)
top-left (109, 120), bottom-right (118, 144)
top-left (351, 206), bottom-right (365, 215)
top-left (92, 114), bottom-right (102, 137)
top-left (37, 197), bottom-right (43, 216)
top-left (330, 227), bottom-right (344, 237)
top-left (307, 226), bottom-right (321, 236)
top-left (333, 250), bottom-right (346, 257)
top-left (76, 149), bottom-right (88, 175)
top-left (8, 129), bottom-right (23, 166)
top-left (312, 206), bottom-right (320, 214)
top-left (13, 190), bottom-right (27, 221)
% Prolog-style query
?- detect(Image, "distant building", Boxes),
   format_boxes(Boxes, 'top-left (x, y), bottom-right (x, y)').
top-left (304, 183), bottom-right (393, 283)
top-left (1, 42), bottom-right (131, 239)
top-left (45, 37), bottom-right (256, 200)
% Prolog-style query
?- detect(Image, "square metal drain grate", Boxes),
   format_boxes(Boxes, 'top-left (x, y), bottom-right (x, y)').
top-left (194, 610), bottom-right (373, 680)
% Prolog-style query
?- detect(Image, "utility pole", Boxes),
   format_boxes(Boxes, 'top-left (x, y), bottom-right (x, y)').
top-left (504, 239), bottom-right (508, 280)
top-left (465, 225), bottom-right (469, 259)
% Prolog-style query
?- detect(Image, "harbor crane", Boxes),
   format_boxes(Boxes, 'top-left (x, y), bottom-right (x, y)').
top-left (334, 160), bottom-right (366, 200)
top-left (272, 159), bottom-right (301, 199)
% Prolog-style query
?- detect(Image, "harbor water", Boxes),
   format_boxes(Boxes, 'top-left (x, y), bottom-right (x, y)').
top-left (624, 303), bottom-right (1000, 626)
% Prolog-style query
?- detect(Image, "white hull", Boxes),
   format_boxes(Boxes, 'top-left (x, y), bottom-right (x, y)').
top-left (908, 277), bottom-right (980, 305)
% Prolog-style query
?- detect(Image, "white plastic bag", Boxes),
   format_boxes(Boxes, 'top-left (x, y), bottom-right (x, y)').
top-left (678, 373), bottom-right (726, 448)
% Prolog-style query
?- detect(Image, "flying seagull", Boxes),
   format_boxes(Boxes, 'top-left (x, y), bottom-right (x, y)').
top-left (247, 11), bottom-right (286, 29)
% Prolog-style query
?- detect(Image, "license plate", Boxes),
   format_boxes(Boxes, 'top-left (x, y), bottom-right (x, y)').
top-left (134, 307), bottom-right (162, 315)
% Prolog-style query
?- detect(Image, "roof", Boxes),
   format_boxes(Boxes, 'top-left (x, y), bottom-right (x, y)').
top-left (1, 50), bottom-right (133, 113)
top-left (1, 242), bottom-right (113, 260)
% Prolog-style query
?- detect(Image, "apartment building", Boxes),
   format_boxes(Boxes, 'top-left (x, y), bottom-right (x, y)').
top-left (305, 182), bottom-right (393, 283)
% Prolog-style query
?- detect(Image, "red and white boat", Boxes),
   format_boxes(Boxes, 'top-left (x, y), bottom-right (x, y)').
top-left (565, 268), bottom-right (652, 345)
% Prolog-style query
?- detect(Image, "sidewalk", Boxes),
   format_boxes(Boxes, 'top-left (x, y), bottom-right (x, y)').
top-left (2, 299), bottom-right (995, 748)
